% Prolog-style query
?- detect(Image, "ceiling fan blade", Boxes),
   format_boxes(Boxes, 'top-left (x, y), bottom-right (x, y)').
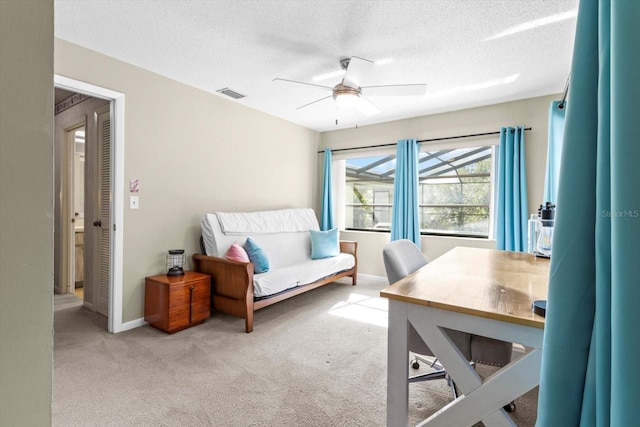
top-left (356, 96), bottom-right (380, 116)
top-left (361, 84), bottom-right (427, 97)
top-left (296, 95), bottom-right (333, 110)
top-left (273, 78), bottom-right (333, 91)
top-left (342, 56), bottom-right (374, 88)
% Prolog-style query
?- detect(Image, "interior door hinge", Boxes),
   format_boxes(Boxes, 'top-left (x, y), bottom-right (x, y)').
top-left (113, 224), bottom-right (116, 231)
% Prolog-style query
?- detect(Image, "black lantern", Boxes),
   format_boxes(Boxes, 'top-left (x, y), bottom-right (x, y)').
top-left (166, 249), bottom-right (186, 276)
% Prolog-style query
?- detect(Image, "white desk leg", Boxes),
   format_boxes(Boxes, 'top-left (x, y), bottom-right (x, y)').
top-left (416, 351), bottom-right (542, 427)
top-left (387, 299), bottom-right (409, 427)
top-left (409, 309), bottom-right (542, 427)
top-left (416, 347), bottom-right (542, 427)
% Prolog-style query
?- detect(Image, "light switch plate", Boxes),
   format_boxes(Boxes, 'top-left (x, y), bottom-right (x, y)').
top-left (129, 196), bottom-right (139, 209)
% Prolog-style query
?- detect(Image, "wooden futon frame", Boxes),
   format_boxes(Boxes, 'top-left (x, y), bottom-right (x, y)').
top-left (193, 241), bottom-right (357, 333)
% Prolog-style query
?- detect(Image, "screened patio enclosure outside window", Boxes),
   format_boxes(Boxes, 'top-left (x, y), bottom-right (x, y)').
top-left (345, 146), bottom-right (493, 237)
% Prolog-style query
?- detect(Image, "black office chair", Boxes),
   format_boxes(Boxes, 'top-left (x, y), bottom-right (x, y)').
top-left (383, 239), bottom-right (515, 411)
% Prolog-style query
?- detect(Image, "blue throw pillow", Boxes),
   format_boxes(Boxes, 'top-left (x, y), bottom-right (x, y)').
top-left (310, 228), bottom-right (339, 259)
top-left (244, 238), bottom-right (270, 274)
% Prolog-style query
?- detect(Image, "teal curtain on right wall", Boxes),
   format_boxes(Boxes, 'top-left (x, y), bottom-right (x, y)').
top-left (536, 1), bottom-right (640, 426)
top-left (543, 100), bottom-right (566, 205)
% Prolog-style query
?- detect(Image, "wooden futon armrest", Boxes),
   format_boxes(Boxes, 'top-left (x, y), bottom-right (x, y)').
top-left (192, 254), bottom-right (254, 300)
top-left (339, 240), bottom-right (358, 256)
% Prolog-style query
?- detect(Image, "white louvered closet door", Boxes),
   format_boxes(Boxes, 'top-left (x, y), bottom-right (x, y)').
top-left (96, 108), bottom-right (111, 317)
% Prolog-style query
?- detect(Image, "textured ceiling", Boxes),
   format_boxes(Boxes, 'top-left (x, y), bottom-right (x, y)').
top-left (54, 0), bottom-right (578, 132)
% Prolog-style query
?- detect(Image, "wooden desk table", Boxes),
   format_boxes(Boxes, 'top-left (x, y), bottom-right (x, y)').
top-left (380, 247), bottom-right (550, 427)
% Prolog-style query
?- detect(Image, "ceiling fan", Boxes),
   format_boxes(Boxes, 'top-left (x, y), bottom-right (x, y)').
top-left (273, 56), bottom-right (427, 116)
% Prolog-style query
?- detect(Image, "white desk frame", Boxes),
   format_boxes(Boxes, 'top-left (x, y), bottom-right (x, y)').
top-left (387, 300), bottom-right (543, 426)
top-left (383, 247), bottom-right (548, 427)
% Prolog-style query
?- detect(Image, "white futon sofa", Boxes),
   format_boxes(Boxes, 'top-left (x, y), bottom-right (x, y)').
top-left (193, 208), bottom-right (357, 332)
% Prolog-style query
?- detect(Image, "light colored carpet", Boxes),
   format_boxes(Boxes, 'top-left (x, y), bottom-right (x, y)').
top-left (53, 276), bottom-right (537, 426)
top-left (54, 292), bottom-right (83, 312)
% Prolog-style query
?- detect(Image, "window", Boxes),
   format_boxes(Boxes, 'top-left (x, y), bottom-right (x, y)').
top-left (343, 145), bottom-right (494, 238)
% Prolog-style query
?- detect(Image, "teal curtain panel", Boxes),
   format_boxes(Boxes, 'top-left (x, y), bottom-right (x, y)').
top-left (390, 139), bottom-right (421, 248)
top-left (537, 1), bottom-right (640, 426)
top-left (320, 148), bottom-right (335, 231)
top-left (495, 126), bottom-right (528, 251)
top-left (543, 101), bottom-right (567, 205)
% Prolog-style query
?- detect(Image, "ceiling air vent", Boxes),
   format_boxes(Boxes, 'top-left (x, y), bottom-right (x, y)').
top-left (216, 88), bottom-right (246, 100)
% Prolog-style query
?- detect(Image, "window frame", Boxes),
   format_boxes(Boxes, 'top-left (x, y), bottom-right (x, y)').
top-left (332, 136), bottom-right (498, 239)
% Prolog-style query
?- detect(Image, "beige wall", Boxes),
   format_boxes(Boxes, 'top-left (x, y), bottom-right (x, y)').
top-left (54, 39), bottom-right (321, 322)
top-left (0, 1), bottom-right (54, 425)
top-left (321, 94), bottom-right (559, 277)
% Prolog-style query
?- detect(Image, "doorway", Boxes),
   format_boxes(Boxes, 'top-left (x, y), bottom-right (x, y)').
top-left (70, 125), bottom-right (85, 300)
top-left (54, 91), bottom-right (109, 317)
top-left (54, 75), bottom-right (125, 333)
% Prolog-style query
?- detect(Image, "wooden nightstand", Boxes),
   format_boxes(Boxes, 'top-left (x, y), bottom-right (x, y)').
top-left (144, 271), bottom-right (211, 333)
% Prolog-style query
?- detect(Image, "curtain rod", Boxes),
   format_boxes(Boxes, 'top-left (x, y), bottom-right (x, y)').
top-left (317, 127), bottom-right (532, 154)
top-left (558, 74), bottom-right (570, 110)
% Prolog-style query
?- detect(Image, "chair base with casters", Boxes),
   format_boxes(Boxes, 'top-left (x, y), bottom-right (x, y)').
top-left (411, 353), bottom-right (435, 370)
top-left (383, 239), bottom-right (516, 413)
top-left (408, 353), bottom-right (460, 399)
top-left (408, 348), bottom-right (515, 412)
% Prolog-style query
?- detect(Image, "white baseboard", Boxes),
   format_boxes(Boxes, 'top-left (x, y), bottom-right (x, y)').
top-left (357, 273), bottom-right (388, 283)
top-left (117, 317), bottom-right (147, 333)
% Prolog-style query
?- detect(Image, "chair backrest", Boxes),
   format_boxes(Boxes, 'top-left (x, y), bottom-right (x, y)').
top-left (382, 239), bottom-right (428, 284)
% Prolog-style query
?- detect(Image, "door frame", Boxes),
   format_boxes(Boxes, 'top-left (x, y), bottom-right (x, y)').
top-left (64, 122), bottom-right (86, 296)
top-left (55, 74), bottom-right (125, 333)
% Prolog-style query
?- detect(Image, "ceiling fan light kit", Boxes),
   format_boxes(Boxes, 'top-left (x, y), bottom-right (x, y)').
top-left (333, 84), bottom-right (361, 109)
